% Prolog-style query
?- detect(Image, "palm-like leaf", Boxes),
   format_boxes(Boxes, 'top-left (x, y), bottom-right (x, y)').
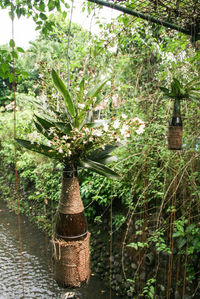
top-left (79, 158), bottom-right (120, 180)
top-left (160, 77), bottom-right (200, 100)
top-left (77, 78), bottom-right (85, 102)
top-left (34, 114), bottom-right (54, 130)
top-left (86, 80), bottom-right (108, 100)
top-left (16, 139), bottom-right (63, 160)
top-left (88, 145), bottom-right (118, 163)
top-left (34, 121), bottom-right (52, 140)
top-left (52, 69), bottom-right (75, 118)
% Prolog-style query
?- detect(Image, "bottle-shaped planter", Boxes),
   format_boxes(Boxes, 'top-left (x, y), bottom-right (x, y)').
top-left (168, 98), bottom-right (183, 150)
top-left (55, 166), bottom-right (88, 241)
top-left (53, 165), bottom-right (90, 287)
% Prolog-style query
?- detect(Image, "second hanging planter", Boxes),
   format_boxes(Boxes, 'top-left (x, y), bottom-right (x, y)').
top-left (168, 98), bottom-right (183, 150)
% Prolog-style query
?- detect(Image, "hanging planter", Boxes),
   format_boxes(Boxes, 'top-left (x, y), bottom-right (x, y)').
top-left (53, 166), bottom-right (89, 287)
top-left (16, 69), bottom-right (145, 287)
top-left (160, 77), bottom-right (200, 150)
top-left (168, 98), bottom-right (182, 150)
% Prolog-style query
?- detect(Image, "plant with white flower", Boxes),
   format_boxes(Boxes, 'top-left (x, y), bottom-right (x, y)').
top-left (16, 70), bottom-right (122, 179)
top-left (17, 70), bottom-right (145, 178)
top-left (5, 101), bottom-right (16, 111)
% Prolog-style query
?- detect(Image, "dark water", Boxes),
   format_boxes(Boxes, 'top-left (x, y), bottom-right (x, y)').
top-left (0, 200), bottom-right (120, 299)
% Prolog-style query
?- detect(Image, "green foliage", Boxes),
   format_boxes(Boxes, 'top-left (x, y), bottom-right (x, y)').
top-left (173, 218), bottom-right (200, 282)
top-left (160, 77), bottom-right (200, 101)
top-left (0, 6), bottom-right (199, 297)
top-left (52, 69), bottom-right (75, 118)
top-left (79, 171), bottom-right (111, 220)
top-left (142, 278), bottom-right (156, 299)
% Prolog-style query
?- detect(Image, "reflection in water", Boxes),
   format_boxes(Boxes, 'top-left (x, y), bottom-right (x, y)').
top-left (0, 201), bottom-right (120, 299)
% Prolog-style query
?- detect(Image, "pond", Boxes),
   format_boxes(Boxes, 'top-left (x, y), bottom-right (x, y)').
top-left (0, 200), bottom-right (121, 299)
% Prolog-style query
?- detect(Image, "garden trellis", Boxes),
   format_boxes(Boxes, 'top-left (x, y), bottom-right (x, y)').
top-left (88, 0), bottom-right (200, 41)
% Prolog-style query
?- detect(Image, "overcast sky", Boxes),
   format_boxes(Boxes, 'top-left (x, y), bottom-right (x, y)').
top-left (0, 1), bottom-right (120, 49)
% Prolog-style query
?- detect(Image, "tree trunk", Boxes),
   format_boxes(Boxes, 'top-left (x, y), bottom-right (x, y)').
top-left (53, 166), bottom-right (90, 287)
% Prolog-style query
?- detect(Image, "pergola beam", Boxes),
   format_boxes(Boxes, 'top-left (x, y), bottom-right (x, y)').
top-left (88, 0), bottom-right (200, 40)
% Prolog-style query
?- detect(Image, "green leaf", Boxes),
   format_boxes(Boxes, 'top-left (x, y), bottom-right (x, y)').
top-left (34, 121), bottom-right (52, 140)
top-left (88, 145), bottom-right (119, 163)
top-left (77, 78), bottom-right (85, 102)
top-left (79, 158), bottom-right (120, 180)
top-left (62, 11), bottom-right (67, 19)
top-left (9, 39), bottom-right (15, 48)
top-left (39, 0), bottom-right (45, 11)
top-left (173, 78), bottom-right (182, 90)
top-left (177, 238), bottom-right (187, 249)
top-left (48, 0), bottom-right (56, 11)
top-left (160, 87), bottom-right (175, 98)
top-left (16, 139), bottom-right (63, 160)
top-left (127, 243), bottom-right (138, 250)
top-left (34, 114), bottom-right (54, 131)
top-left (51, 69), bottom-right (75, 117)
top-left (1, 63), bottom-right (9, 73)
top-left (55, 122), bottom-right (72, 135)
top-left (16, 47), bottom-right (25, 53)
top-left (39, 12), bottom-right (47, 20)
top-left (9, 73), bottom-right (14, 83)
top-left (160, 87), bottom-right (169, 94)
top-left (86, 79), bottom-right (107, 100)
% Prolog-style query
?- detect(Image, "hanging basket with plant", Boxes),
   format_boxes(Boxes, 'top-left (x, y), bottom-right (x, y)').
top-left (160, 77), bottom-right (200, 150)
top-left (16, 69), bottom-right (145, 287)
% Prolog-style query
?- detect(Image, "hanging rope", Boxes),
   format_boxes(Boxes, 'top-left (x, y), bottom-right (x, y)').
top-left (67, 0), bottom-right (74, 89)
top-left (109, 179), bottom-right (113, 299)
top-left (11, 3), bottom-right (25, 297)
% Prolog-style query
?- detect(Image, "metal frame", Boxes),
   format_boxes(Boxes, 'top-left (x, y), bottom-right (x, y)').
top-left (88, 0), bottom-right (200, 40)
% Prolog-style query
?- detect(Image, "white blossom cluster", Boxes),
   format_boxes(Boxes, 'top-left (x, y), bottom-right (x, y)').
top-left (5, 101), bottom-right (16, 111)
top-left (31, 114), bottom-right (145, 159)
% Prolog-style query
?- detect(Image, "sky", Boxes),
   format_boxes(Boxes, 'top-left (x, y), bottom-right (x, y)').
top-left (0, 1), bottom-right (120, 49)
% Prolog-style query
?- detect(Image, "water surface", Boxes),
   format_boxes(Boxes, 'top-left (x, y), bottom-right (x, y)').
top-left (0, 200), bottom-right (120, 299)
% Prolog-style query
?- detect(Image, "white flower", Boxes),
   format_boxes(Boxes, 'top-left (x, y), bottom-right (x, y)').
top-left (77, 103), bottom-right (85, 109)
top-left (112, 94), bottom-right (119, 107)
top-left (132, 117), bottom-right (144, 125)
top-left (5, 101), bottom-right (15, 111)
top-left (113, 119), bottom-right (120, 129)
top-left (63, 135), bottom-right (68, 140)
top-left (120, 124), bottom-right (129, 136)
top-left (49, 128), bottom-right (54, 134)
top-left (58, 148), bottom-right (63, 153)
top-left (136, 127), bottom-right (145, 135)
top-left (83, 127), bottom-right (90, 134)
top-left (89, 137), bottom-right (93, 142)
top-left (93, 129), bottom-right (103, 137)
top-left (121, 113), bottom-right (127, 119)
top-left (68, 150), bottom-right (72, 156)
top-left (103, 123), bottom-right (109, 132)
top-left (125, 131), bottom-right (130, 138)
top-left (95, 101), bottom-right (107, 111)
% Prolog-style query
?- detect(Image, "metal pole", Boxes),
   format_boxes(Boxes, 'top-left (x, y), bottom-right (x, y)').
top-left (88, 0), bottom-right (200, 40)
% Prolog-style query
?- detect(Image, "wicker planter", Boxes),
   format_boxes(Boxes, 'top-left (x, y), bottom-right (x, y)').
top-left (168, 98), bottom-right (182, 150)
top-left (53, 233), bottom-right (90, 287)
top-left (53, 166), bottom-right (90, 287)
top-left (168, 126), bottom-right (183, 150)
